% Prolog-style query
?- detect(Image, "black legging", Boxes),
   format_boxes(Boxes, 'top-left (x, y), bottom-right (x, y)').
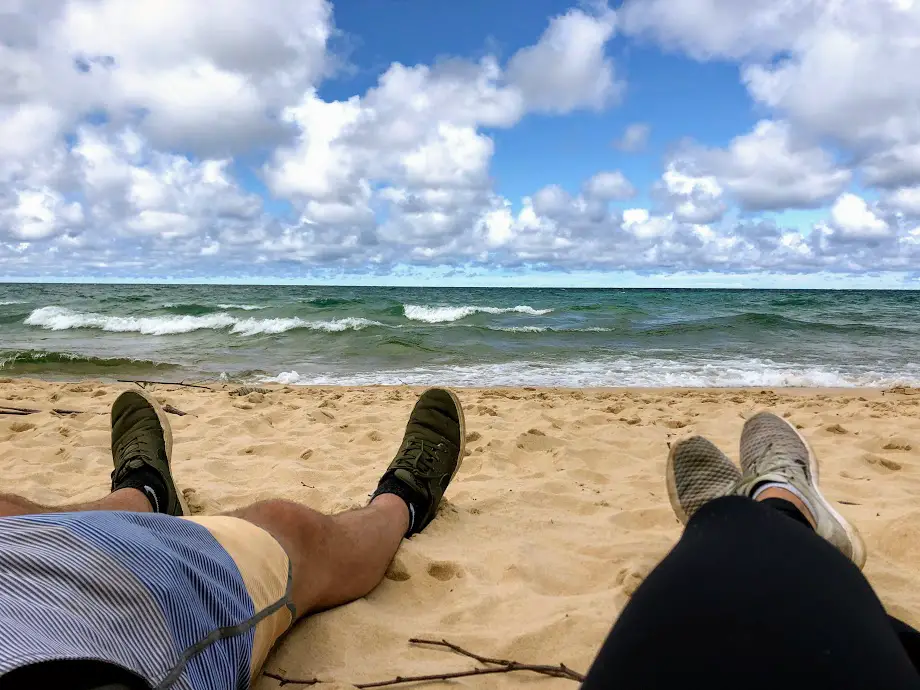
top-left (583, 495), bottom-right (920, 689)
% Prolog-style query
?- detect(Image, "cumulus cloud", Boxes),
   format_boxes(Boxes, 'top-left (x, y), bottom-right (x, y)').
top-left (2, 0), bottom-right (919, 279)
top-left (701, 120), bottom-right (850, 211)
top-left (583, 171), bottom-right (636, 200)
top-left (884, 186), bottom-right (920, 217)
top-left (620, 0), bottom-right (920, 197)
top-left (2, 0), bottom-right (334, 157)
top-left (826, 193), bottom-right (892, 241)
top-left (506, 5), bottom-right (621, 113)
top-left (614, 123), bottom-right (650, 152)
top-left (657, 161), bottom-right (726, 224)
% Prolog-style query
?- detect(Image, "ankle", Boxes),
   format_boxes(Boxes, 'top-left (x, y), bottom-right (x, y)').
top-left (369, 492), bottom-right (412, 536)
top-left (755, 486), bottom-right (816, 529)
top-left (107, 487), bottom-right (157, 513)
top-left (371, 473), bottom-right (421, 536)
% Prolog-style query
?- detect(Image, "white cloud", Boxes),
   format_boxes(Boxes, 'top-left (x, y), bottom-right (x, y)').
top-left (2, 0), bottom-right (919, 280)
top-left (884, 186), bottom-right (920, 216)
top-left (3, 0), bottom-right (334, 157)
top-left (583, 171), bottom-right (636, 200)
top-left (828, 193), bottom-right (892, 240)
top-left (506, 6), bottom-right (620, 113)
top-left (619, 0), bottom-right (816, 60)
top-left (614, 123), bottom-right (650, 152)
top-left (1, 188), bottom-right (83, 241)
top-left (703, 120), bottom-right (850, 211)
top-left (620, 0), bottom-right (920, 195)
top-left (659, 161), bottom-right (726, 224)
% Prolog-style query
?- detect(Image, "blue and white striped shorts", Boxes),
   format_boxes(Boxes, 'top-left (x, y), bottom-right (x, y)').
top-left (0, 512), bottom-right (295, 689)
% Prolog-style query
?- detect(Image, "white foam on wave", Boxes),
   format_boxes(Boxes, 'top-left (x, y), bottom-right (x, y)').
top-left (0, 300), bottom-right (25, 306)
top-left (230, 317), bottom-right (382, 336)
top-left (25, 306), bottom-right (383, 337)
top-left (217, 304), bottom-right (264, 311)
top-left (484, 325), bottom-right (615, 333)
top-left (403, 304), bottom-right (553, 323)
top-left (26, 306), bottom-right (238, 335)
top-left (261, 356), bottom-right (920, 388)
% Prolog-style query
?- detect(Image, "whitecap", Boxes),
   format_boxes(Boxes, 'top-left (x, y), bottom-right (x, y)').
top-left (217, 304), bottom-right (264, 311)
top-left (24, 306), bottom-right (383, 337)
top-left (25, 306), bottom-right (238, 335)
top-left (403, 304), bottom-right (553, 323)
top-left (230, 317), bottom-right (382, 336)
top-left (259, 356), bottom-right (920, 388)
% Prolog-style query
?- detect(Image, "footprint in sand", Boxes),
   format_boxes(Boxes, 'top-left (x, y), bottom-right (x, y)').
top-left (385, 558), bottom-right (411, 582)
top-left (883, 439), bottom-right (913, 451)
top-left (863, 454), bottom-right (903, 471)
top-left (427, 560), bottom-right (462, 581)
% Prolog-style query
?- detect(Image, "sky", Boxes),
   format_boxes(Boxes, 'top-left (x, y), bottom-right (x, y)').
top-left (2, 0), bottom-right (920, 287)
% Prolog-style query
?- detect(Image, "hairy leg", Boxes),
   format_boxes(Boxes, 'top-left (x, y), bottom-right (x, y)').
top-left (0, 488), bottom-right (151, 517)
top-left (226, 493), bottom-right (409, 617)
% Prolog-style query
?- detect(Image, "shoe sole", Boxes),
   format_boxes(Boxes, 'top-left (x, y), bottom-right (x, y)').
top-left (775, 415), bottom-right (866, 569)
top-left (665, 437), bottom-right (692, 524)
top-left (436, 387), bottom-right (466, 485)
top-left (119, 388), bottom-right (190, 516)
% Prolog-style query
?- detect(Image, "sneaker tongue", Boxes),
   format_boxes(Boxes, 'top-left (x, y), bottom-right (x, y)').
top-left (393, 468), bottom-right (428, 498)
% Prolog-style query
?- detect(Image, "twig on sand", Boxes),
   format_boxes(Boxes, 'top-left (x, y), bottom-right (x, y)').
top-left (1, 405), bottom-right (84, 416)
top-left (117, 379), bottom-right (212, 390)
top-left (162, 404), bottom-right (191, 417)
top-left (264, 638), bottom-right (585, 688)
top-left (262, 673), bottom-right (320, 687)
top-left (404, 638), bottom-right (585, 683)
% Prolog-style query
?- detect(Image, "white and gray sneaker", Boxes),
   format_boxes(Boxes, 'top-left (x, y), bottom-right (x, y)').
top-left (736, 411), bottom-right (867, 569)
top-left (667, 436), bottom-right (742, 524)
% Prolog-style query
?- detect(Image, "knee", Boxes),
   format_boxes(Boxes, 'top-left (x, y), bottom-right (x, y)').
top-left (233, 499), bottom-right (327, 548)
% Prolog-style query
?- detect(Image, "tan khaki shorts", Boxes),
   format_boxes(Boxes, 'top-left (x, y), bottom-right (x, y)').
top-left (184, 516), bottom-right (295, 679)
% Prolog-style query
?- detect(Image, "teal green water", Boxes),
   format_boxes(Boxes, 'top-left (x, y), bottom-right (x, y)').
top-left (1, 284), bottom-right (918, 387)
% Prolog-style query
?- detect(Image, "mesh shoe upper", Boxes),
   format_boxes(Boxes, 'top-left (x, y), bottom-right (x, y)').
top-left (736, 411), bottom-right (866, 568)
top-left (667, 436), bottom-right (741, 523)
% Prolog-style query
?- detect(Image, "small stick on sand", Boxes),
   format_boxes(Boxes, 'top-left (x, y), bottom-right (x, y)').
top-left (1, 405), bottom-right (84, 416)
top-left (118, 379), bottom-right (212, 390)
top-left (264, 637), bottom-right (585, 687)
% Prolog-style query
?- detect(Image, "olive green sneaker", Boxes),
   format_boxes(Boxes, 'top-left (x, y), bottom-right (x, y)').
top-left (111, 389), bottom-right (188, 516)
top-left (371, 388), bottom-right (465, 536)
top-left (667, 436), bottom-right (742, 524)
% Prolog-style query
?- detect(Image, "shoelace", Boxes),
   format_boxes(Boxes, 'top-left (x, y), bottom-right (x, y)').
top-left (113, 436), bottom-right (155, 480)
top-left (391, 438), bottom-right (447, 479)
top-left (747, 438), bottom-right (807, 481)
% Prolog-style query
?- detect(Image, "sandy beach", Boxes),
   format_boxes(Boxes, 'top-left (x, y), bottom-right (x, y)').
top-left (2, 379), bottom-right (919, 688)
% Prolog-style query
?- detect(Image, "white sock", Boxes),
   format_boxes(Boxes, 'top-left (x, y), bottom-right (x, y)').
top-left (752, 481), bottom-right (818, 522)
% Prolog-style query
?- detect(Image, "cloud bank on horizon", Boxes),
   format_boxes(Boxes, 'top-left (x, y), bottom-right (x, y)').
top-left (2, 0), bottom-right (920, 285)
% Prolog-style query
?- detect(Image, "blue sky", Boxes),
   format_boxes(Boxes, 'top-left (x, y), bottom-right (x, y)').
top-left (1, 0), bottom-right (919, 286)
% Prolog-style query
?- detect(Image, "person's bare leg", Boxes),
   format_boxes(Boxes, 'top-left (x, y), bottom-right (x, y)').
top-left (227, 493), bottom-right (409, 617)
top-left (229, 388), bottom-right (466, 620)
top-left (755, 486), bottom-right (817, 528)
top-left (0, 488), bottom-right (152, 517)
